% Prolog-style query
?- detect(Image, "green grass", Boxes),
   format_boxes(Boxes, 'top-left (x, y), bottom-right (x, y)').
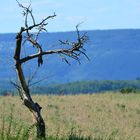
top-left (0, 93), bottom-right (140, 139)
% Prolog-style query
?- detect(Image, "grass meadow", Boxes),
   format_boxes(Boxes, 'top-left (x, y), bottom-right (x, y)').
top-left (0, 93), bottom-right (140, 139)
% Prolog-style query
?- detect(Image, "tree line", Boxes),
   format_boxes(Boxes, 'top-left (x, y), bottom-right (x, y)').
top-left (30, 80), bottom-right (140, 95)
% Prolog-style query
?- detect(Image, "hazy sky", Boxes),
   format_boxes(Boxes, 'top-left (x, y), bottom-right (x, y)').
top-left (0, 0), bottom-right (140, 33)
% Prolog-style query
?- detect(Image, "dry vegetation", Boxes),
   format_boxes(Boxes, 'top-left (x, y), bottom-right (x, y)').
top-left (0, 93), bottom-right (140, 139)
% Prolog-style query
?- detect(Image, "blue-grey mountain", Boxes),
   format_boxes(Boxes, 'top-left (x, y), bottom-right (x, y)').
top-left (0, 29), bottom-right (140, 90)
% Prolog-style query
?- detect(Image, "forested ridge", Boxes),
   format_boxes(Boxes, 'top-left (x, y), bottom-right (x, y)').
top-left (31, 80), bottom-right (140, 94)
top-left (1, 80), bottom-right (140, 95)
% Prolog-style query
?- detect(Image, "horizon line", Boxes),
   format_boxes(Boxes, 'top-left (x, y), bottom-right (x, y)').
top-left (0, 28), bottom-right (140, 34)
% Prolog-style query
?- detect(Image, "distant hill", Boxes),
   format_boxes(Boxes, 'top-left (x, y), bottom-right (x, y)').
top-left (0, 29), bottom-right (140, 90)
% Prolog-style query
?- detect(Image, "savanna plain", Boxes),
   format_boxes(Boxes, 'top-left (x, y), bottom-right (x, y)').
top-left (0, 93), bottom-right (140, 140)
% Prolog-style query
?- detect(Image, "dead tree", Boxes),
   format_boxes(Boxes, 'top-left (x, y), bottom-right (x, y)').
top-left (14, 2), bottom-right (89, 138)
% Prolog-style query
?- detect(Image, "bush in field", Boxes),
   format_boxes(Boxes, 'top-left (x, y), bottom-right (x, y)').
top-left (120, 88), bottom-right (136, 94)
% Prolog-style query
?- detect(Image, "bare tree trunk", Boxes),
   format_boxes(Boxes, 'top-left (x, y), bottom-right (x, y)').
top-left (15, 62), bottom-right (46, 138)
top-left (14, 30), bottom-right (46, 138)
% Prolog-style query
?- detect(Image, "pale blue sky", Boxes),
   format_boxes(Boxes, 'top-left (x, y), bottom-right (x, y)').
top-left (0, 0), bottom-right (140, 33)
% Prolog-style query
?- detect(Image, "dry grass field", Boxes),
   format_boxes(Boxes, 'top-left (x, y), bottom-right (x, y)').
top-left (0, 93), bottom-right (140, 139)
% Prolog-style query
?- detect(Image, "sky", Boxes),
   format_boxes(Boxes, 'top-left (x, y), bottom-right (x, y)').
top-left (0, 0), bottom-right (140, 33)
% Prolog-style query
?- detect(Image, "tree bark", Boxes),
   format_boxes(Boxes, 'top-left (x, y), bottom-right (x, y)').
top-left (15, 63), bottom-right (46, 138)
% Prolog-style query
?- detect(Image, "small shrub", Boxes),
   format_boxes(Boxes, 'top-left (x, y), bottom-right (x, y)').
top-left (120, 88), bottom-right (136, 94)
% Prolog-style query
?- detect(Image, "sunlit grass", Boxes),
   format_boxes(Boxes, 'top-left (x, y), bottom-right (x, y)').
top-left (0, 93), bottom-right (140, 139)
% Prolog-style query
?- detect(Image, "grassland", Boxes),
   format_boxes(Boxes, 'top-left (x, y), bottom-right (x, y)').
top-left (0, 93), bottom-right (140, 140)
